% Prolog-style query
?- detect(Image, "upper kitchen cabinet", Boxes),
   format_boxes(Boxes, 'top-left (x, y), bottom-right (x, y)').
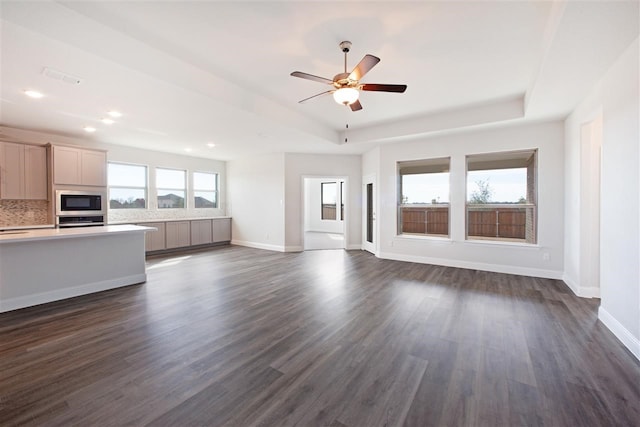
top-left (0, 142), bottom-right (48, 200)
top-left (52, 145), bottom-right (107, 186)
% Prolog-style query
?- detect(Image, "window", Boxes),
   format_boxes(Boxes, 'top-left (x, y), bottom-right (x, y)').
top-left (156, 168), bottom-right (186, 209)
top-left (466, 150), bottom-right (537, 244)
top-left (108, 162), bottom-right (147, 209)
top-left (398, 158), bottom-right (450, 237)
top-left (321, 182), bottom-right (337, 220)
top-left (193, 172), bottom-right (218, 208)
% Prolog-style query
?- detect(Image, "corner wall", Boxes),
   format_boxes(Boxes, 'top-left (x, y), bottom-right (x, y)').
top-left (367, 121), bottom-right (565, 279)
top-left (227, 153), bottom-right (286, 251)
top-left (284, 153), bottom-right (361, 251)
top-left (564, 37), bottom-right (639, 360)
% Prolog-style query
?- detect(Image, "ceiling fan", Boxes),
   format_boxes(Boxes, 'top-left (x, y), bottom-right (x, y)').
top-left (290, 41), bottom-right (407, 111)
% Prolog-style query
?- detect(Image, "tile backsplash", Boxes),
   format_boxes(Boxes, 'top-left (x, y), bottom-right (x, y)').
top-left (107, 207), bottom-right (225, 223)
top-left (0, 200), bottom-right (50, 227)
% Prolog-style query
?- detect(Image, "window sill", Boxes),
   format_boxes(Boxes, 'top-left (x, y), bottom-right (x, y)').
top-left (396, 234), bottom-right (452, 243)
top-left (464, 239), bottom-right (540, 249)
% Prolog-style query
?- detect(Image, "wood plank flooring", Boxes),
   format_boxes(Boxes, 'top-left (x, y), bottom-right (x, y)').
top-left (1, 246), bottom-right (639, 426)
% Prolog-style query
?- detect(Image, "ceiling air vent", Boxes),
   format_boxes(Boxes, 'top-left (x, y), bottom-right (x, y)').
top-left (42, 67), bottom-right (83, 85)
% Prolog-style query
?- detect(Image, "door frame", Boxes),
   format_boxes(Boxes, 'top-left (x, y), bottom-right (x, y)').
top-left (301, 175), bottom-right (348, 251)
top-left (362, 174), bottom-right (377, 254)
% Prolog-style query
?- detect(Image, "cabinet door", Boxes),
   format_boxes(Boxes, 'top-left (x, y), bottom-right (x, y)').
top-left (166, 221), bottom-right (191, 249)
top-left (81, 150), bottom-right (107, 186)
top-left (142, 222), bottom-right (166, 252)
top-left (53, 146), bottom-right (81, 185)
top-left (190, 219), bottom-right (213, 246)
top-left (212, 218), bottom-right (231, 242)
top-left (24, 146), bottom-right (48, 200)
top-left (0, 142), bottom-right (25, 199)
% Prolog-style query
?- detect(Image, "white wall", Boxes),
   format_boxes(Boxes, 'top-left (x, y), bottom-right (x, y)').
top-left (227, 153), bottom-right (285, 251)
top-left (366, 121), bottom-right (565, 278)
top-left (600, 38), bottom-right (640, 356)
top-left (565, 37), bottom-right (639, 360)
top-left (284, 153), bottom-right (361, 251)
top-left (104, 144), bottom-right (226, 222)
top-left (0, 126), bottom-right (226, 222)
top-left (304, 177), bottom-right (345, 234)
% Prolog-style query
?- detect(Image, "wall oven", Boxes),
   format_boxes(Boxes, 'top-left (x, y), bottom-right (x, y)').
top-left (56, 190), bottom-right (107, 227)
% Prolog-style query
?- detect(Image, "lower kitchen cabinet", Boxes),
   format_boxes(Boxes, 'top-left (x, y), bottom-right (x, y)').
top-left (191, 219), bottom-right (213, 246)
top-left (213, 218), bottom-right (232, 242)
top-left (165, 221), bottom-right (191, 249)
top-left (140, 222), bottom-right (166, 252)
top-left (135, 217), bottom-right (231, 254)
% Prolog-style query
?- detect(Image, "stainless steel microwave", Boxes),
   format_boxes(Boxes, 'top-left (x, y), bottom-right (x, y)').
top-left (56, 190), bottom-right (106, 216)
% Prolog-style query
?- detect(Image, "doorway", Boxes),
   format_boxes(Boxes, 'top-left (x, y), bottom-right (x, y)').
top-left (580, 112), bottom-right (603, 295)
top-left (362, 174), bottom-right (376, 254)
top-left (303, 177), bottom-right (346, 250)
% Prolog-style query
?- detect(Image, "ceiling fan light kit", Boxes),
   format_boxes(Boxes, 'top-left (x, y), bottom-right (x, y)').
top-left (291, 41), bottom-right (407, 112)
top-left (333, 87), bottom-right (359, 105)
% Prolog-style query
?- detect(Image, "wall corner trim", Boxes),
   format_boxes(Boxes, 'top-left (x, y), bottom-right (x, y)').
top-left (562, 274), bottom-right (600, 298)
top-left (598, 306), bottom-right (640, 362)
top-left (378, 251), bottom-right (563, 280)
top-left (231, 240), bottom-right (285, 252)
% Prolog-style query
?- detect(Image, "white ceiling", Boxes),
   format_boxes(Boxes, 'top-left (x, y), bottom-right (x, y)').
top-left (0, 1), bottom-right (638, 160)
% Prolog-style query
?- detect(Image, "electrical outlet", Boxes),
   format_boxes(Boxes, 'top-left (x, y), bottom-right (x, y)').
top-left (543, 252), bottom-right (550, 261)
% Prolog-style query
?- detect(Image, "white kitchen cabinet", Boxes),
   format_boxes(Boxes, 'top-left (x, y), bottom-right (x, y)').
top-left (140, 222), bottom-right (166, 252)
top-left (53, 145), bottom-right (106, 186)
top-left (0, 142), bottom-right (47, 200)
top-left (212, 218), bottom-right (231, 242)
top-left (190, 219), bottom-right (213, 246)
top-left (24, 145), bottom-right (48, 199)
top-left (165, 221), bottom-right (191, 249)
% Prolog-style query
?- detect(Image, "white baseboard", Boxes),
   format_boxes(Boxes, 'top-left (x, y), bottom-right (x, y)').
top-left (231, 239), bottom-right (285, 252)
top-left (285, 245), bottom-right (303, 252)
top-left (0, 274), bottom-right (147, 313)
top-left (562, 274), bottom-right (600, 298)
top-left (346, 244), bottom-right (361, 250)
top-left (378, 251), bottom-right (563, 280)
top-left (598, 307), bottom-right (640, 361)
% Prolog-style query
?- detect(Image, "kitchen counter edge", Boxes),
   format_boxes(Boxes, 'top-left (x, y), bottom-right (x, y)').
top-left (0, 224), bottom-right (155, 244)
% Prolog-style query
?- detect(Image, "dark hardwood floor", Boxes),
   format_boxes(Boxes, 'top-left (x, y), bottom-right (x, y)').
top-left (1, 246), bottom-right (639, 426)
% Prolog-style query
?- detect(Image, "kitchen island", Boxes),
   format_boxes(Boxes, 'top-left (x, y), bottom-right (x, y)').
top-left (0, 224), bottom-right (154, 313)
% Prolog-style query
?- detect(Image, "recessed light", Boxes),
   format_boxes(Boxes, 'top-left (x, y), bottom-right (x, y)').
top-left (107, 110), bottom-right (122, 118)
top-left (101, 118), bottom-right (115, 125)
top-left (207, 143), bottom-right (216, 148)
top-left (84, 126), bottom-right (96, 133)
top-left (24, 90), bottom-right (44, 99)
top-left (184, 148), bottom-right (192, 153)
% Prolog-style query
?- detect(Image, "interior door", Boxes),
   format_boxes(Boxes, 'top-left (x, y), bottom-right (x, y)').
top-left (362, 175), bottom-right (376, 254)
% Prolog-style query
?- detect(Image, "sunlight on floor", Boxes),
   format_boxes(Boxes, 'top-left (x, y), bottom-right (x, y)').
top-left (147, 255), bottom-right (192, 270)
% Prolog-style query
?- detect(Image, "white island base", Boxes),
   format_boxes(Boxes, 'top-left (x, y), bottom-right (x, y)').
top-left (0, 225), bottom-right (153, 313)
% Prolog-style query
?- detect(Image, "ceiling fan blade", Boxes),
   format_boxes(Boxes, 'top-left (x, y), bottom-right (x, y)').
top-left (298, 90), bottom-right (333, 103)
top-left (348, 54), bottom-right (380, 81)
top-left (291, 71), bottom-right (334, 84)
top-left (350, 100), bottom-right (363, 111)
top-left (360, 83), bottom-right (407, 93)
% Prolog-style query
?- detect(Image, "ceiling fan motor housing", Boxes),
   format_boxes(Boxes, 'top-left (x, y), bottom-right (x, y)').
top-left (339, 40), bottom-right (352, 53)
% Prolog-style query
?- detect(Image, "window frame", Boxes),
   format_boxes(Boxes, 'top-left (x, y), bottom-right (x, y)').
top-left (465, 149), bottom-right (537, 244)
top-left (321, 181), bottom-right (338, 220)
top-left (192, 171), bottom-right (219, 209)
top-left (397, 157), bottom-right (451, 238)
top-left (107, 161), bottom-right (148, 210)
top-left (156, 167), bottom-right (187, 209)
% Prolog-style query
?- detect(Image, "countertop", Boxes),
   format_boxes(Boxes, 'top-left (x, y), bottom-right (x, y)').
top-left (0, 224), bottom-right (155, 244)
